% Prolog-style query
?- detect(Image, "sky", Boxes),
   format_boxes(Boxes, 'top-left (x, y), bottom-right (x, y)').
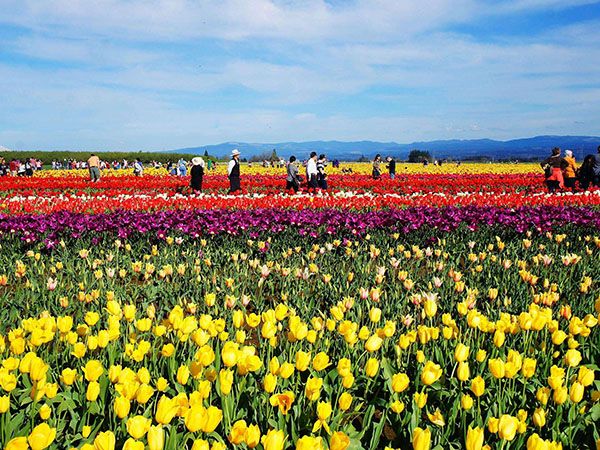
top-left (0, 0), bottom-right (599, 151)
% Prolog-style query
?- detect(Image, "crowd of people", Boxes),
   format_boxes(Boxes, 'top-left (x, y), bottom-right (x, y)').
top-left (0, 157), bottom-right (43, 176)
top-left (2, 147), bottom-right (600, 195)
top-left (541, 146), bottom-right (600, 192)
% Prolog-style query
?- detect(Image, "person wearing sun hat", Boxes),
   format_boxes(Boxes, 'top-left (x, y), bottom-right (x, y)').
top-left (190, 156), bottom-right (205, 192)
top-left (228, 149), bottom-right (241, 194)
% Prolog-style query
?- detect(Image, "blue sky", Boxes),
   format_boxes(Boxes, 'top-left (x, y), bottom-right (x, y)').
top-left (0, 0), bottom-right (599, 151)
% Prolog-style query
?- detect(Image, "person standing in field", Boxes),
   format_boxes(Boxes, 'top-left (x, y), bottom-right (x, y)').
top-left (306, 151), bottom-right (318, 193)
top-left (578, 155), bottom-right (595, 190)
top-left (317, 154), bottom-right (328, 190)
top-left (133, 158), bottom-right (144, 176)
top-left (286, 156), bottom-right (301, 193)
top-left (87, 153), bottom-right (101, 182)
top-left (178, 158), bottom-right (187, 177)
top-left (228, 149), bottom-right (241, 194)
top-left (593, 145), bottom-right (600, 187)
top-left (386, 156), bottom-right (396, 180)
top-left (541, 147), bottom-right (567, 193)
top-left (190, 157), bottom-right (205, 192)
top-left (562, 150), bottom-right (577, 191)
top-left (372, 154), bottom-right (382, 180)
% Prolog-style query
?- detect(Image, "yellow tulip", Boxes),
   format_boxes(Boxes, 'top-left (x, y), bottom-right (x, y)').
top-left (457, 362), bottom-right (470, 381)
top-left (176, 365), bottom-right (190, 385)
top-left (466, 426), bottom-right (484, 450)
top-left (295, 351), bottom-right (311, 371)
top-left (114, 395), bottom-right (131, 419)
top-left (28, 423), bottom-right (57, 450)
top-left (536, 387), bottom-right (550, 406)
top-left (461, 394), bottom-right (474, 410)
top-left (83, 360), bottom-right (104, 382)
top-left (122, 439), bottom-right (144, 450)
top-left (392, 373), bottom-right (410, 392)
top-left (564, 349), bottom-right (582, 367)
top-left (269, 391), bottom-right (296, 415)
top-left (577, 366), bottom-right (595, 387)
top-left (94, 431), bottom-right (116, 450)
top-left (412, 427), bottom-right (431, 450)
top-left (219, 369), bottom-right (234, 395)
top-left (296, 436), bottom-right (323, 450)
top-left (365, 358), bottom-right (379, 378)
top-left (38, 404), bottom-right (51, 420)
top-left (154, 395), bottom-right (179, 425)
top-left (221, 341), bottom-right (239, 367)
top-left (60, 368), bottom-right (77, 386)
top-left (229, 419), bottom-right (247, 445)
top-left (246, 424), bottom-right (261, 448)
top-left (521, 358), bottom-right (537, 378)
top-left (86, 381), bottom-right (100, 402)
top-left (0, 395), bottom-right (10, 413)
top-left (202, 406), bottom-right (223, 432)
top-left (136, 383), bottom-right (154, 404)
top-left (390, 400), bottom-right (405, 414)
top-left (487, 417), bottom-right (499, 434)
top-left (4, 437), bottom-right (28, 450)
top-left (498, 414), bottom-right (519, 441)
top-left (312, 352), bottom-right (330, 371)
top-left (454, 343), bottom-right (470, 362)
top-left (427, 408), bottom-right (445, 427)
top-left (421, 361), bottom-right (442, 385)
top-left (338, 392), bottom-right (352, 411)
top-left (369, 307), bottom-right (382, 323)
top-left (365, 334), bottom-right (384, 352)
top-left (261, 429), bottom-right (285, 450)
top-left (330, 431), bottom-right (350, 450)
top-left (126, 415), bottom-right (151, 439)
top-left (305, 377), bottom-right (323, 402)
top-left (414, 391), bottom-right (428, 409)
top-left (279, 362), bottom-right (295, 379)
top-left (533, 408), bottom-right (546, 428)
top-left (570, 382), bottom-right (584, 403)
top-left (488, 358), bottom-right (505, 379)
top-left (263, 373), bottom-right (277, 393)
top-left (423, 298), bottom-right (437, 317)
top-left (553, 386), bottom-right (568, 405)
top-left (336, 358), bottom-right (352, 378)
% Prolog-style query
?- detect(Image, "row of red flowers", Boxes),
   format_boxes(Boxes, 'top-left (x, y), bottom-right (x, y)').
top-left (2, 190), bottom-right (599, 214)
top-left (0, 173), bottom-right (546, 194)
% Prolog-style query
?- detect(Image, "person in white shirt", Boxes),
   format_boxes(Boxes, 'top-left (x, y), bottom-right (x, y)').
top-left (228, 149), bottom-right (241, 193)
top-left (306, 151), bottom-right (318, 193)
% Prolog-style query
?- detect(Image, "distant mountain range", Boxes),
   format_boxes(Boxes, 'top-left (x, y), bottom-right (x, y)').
top-left (167, 135), bottom-right (600, 160)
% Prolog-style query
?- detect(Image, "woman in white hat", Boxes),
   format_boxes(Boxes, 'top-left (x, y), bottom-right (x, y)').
top-left (190, 157), bottom-right (205, 192)
top-left (562, 150), bottom-right (577, 191)
top-left (228, 149), bottom-right (241, 194)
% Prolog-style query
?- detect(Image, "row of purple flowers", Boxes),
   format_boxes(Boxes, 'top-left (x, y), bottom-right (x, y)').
top-left (0, 206), bottom-right (599, 245)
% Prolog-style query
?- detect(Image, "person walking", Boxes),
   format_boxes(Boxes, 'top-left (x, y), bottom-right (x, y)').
top-left (306, 152), bottom-right (318, 193)
top-left (87, 153), bottom-right (101, 182)
top-left (190, 157), bottom-right (205, 192)
top-left (286, 156), bottom-right (301, 193)
top-left (228, 149), bottom-right (241, 194)
top-left (541, 147), bottom-right (567, 193)
top-left (372, 154), bottom-right (382, 180)
top-left (386, 156), bottom-right (396, 180)
top-left (317, 154), bottom-right (328, 190)
top-left (593, 145), bottom-right (600, 187)
top-left (562, 150), bottom-right (577, 191)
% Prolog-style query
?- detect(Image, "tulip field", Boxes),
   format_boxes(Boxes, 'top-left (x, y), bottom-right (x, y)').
top-left (0, 163), bottom-right (599, 450)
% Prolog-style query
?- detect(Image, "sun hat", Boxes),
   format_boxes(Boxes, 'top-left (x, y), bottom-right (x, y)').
top-left (232, 149), bottom-right (241, 156)
top-left (192, 157), bottom-right (203, 166)
top-left (565, 150), bottom-right (573, 157)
